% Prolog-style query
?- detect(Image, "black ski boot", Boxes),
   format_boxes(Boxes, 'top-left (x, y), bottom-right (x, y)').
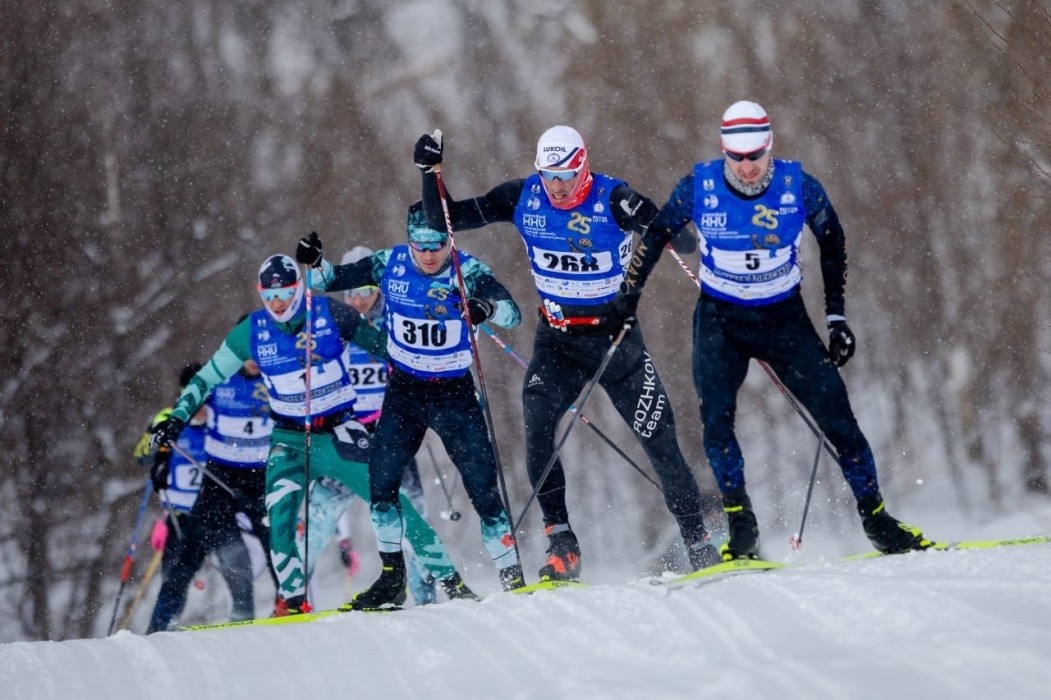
top-left (858, 495), bottom-right (932, 553)
top-left (685, 530), bottom-right (721, 570)
top-left (720, 489), bottom-right (760, 561)
top-left (343, 551), bottom-right (407, 611)
top-left (440, 572), bottom-right (480, 601)
top-left (499, 563), bottom-right (526, 591)
top-left (538, 525), bottom-right (581, 581)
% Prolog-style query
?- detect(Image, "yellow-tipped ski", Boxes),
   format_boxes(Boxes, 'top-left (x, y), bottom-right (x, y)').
top-left (510, 579), bottom-right (589, 595)
top-left (843, 534), bottom-right (1051, 560)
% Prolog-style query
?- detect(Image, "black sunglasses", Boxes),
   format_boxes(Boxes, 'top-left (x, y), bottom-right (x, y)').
top-left (724, 148), bottom-right (769, 162)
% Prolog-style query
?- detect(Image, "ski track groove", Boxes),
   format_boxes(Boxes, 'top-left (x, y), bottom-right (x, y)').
top-left (358, 615), bottom-right (423, 699)
top-left (748, 572), bottom-right (958, 696)
top-left (518, 585), bottom-right (725, 697)
top-left (416, 598), bottom-right (553, 692)
top-left (442, 595), bottom-right (554, 676)
top-left (667, 577), bottom-right (839, 697)
top-left (194, 613), bottom-right (419, 698)
top-left (442, 590), bottom-right (623, 698)
top-left (736, 555), bottom-right (1051, 696)
top-left (632, 545), bottom-right (1051, 698)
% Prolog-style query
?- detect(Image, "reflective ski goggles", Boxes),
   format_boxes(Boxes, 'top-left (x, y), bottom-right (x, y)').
top-left (723, 147), bottom-right (769, 162)
top-left (538, 166), bottom-right (582, 182)
top-left (257, 284), bottom-right (298, 302)
top-left (409, 240), bottom-right (448, 253)
top-left (344, 286), bottom-right (377, 299)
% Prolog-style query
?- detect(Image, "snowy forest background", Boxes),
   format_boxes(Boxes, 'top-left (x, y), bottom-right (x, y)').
top-left (2, 0), bottom-right (1050, 643)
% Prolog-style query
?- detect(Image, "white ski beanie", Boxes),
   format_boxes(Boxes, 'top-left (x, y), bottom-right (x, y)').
top-left (720, 101), bottom-right (773, 154)
top-left (534, 125), bottom-right (587, 170)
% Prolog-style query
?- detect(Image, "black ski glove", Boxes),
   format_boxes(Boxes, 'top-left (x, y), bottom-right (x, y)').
top-left (608, 288), bottom-right (642, 332)
top-left (150, 453), bottom-right (171, 492)
top-left (296, 231), bottom-right (324, 267)
top-left (669, 227), bottom-right (698, 255)
top-left (149, 416), bottom-right (185, 451)
top-left (414, 132), bottom-right (443, 173)
top-left (466, 298), bottom-right (494, 325)
top-left (619, 192), bottom-right (659, 228)
top-left (828, 320), bottom-right (856, 367)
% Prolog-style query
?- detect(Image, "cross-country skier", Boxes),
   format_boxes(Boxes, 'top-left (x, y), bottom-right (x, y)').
top-left (137, 364), bottom-right (256, 631)
top-left (411, 127), bottom-right (721, 582)
top-left (149, 254), bottom-right (475, 616)
top-left (301, 246), bottom-right (440, 606)
top-left (612, 100), bottom-right (932, 559)
top-left (145, 358), bottom-right (278, 632)
top-left (295, 202), bottom-right (526, 608)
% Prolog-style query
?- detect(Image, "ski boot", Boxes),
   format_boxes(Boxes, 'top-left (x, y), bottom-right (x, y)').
top-left (272, 595), bottom-right (312, 617)
top-left (499, 563), bottom-right (526, 591)
top-left (685, 530), bottom-right (721, 570)
top-left (858, 496), bottom-right (932, 553)
top-left (342, 551), bottom-right (407, 611)
top-left (719, 489), bottom-right (760, 561)
top-left (538, 524), bottom-right (581, 581)
top-left (440, 572), bottom-right (480, 601)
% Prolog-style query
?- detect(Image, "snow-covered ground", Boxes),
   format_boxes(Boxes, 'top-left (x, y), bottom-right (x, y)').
top-left (4, 510), bottom-right (1051, 700)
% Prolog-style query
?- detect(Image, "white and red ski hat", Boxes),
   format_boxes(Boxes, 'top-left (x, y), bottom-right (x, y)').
top-left (534, 125), bottom-right (594, 210)
top-left (534, 125), bottom-right (588, 170)
top-left (720, 101), bottom-right (773, 154)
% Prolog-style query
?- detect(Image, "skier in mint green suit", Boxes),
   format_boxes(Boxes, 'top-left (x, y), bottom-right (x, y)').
top-left (149, 253), bottom-right (474, 615)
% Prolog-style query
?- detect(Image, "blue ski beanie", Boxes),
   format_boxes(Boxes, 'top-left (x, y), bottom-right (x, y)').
top-left (406, 201), bottom-right (448, 246)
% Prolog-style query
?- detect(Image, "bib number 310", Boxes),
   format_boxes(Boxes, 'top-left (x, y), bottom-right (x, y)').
top-left (400, 319), bottom-right (449, 348)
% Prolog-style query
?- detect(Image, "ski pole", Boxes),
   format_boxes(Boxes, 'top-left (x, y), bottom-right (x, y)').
top-left (513, 321), bottom-right (633, 532)
top-left (117, 547), bottom-right (164, 632)
top-left (789, 430), bottom-right (825, 550)
top-left (170, 443), bottom-right (244, 504)
top-left (167, 443), bottom-right (281, 587)
top-left (424, 441), bottom-right (462, 521)
top-left (303, 264), bottom-right (314, 604)
top-left (158, 492), bottom-right (183, 540)
top-left (478, 322), bottom-right (664, 494)
top-left (434, 148), bottom-right (522, 565)
top-left (107, 476), bottom-right (153, 636)
top-left (664, 245), bottom-right (839, 463)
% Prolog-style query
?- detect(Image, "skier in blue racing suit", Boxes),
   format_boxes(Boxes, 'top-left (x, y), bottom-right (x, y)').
top-left (612, 100), bottom-right (933, 559)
